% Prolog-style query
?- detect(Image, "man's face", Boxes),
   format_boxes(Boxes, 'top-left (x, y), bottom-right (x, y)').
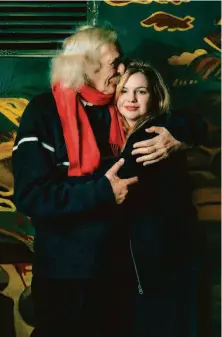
top-left (87, 43), bottom-right (125, 95)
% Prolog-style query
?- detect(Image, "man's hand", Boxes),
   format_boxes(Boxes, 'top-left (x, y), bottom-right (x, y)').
top-left (105, 158), bottom-right (138, 204)
top-left (132, 126), bottom-right (182, 166)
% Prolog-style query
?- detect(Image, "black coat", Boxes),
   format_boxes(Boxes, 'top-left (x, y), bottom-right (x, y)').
top-left (97, 115), bottom-right (199, 289)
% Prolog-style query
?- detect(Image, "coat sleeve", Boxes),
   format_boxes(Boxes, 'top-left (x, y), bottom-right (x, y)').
top-left (12, 96), bottom-right (115, 218)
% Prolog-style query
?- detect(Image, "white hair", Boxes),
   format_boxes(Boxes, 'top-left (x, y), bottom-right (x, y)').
top-left (50, 25), bottom-right (118, 90)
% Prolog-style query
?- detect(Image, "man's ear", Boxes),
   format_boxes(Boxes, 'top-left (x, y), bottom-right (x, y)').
top-left (84, 55), bottom-right (100, 75)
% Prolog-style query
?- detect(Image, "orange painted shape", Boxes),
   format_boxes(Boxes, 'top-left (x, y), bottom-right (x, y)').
top-left (141, 11), bottom-right (195, 31)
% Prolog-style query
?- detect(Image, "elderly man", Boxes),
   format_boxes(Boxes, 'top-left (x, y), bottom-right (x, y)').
top-left (13, 26), bottom-right (205, 337)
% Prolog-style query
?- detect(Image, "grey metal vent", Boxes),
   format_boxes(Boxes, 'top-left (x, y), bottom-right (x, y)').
top-left (0, 1), bottom-right (97, 57)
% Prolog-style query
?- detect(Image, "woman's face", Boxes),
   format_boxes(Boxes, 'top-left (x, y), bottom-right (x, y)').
top-left (117, 72), bottom-right (151, 127)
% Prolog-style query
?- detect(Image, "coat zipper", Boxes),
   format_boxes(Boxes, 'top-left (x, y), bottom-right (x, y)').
top-left (123, 118), bottom-right (151, 295)
top-left (129, 239), bottom-right (144, 295)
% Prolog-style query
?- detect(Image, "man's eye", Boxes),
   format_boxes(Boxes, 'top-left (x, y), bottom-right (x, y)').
top-left (112, 58), bottom-right (121, 68)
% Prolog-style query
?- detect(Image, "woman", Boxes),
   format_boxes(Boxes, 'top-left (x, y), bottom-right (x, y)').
top-left (98, 61), bottom-right (202, 337)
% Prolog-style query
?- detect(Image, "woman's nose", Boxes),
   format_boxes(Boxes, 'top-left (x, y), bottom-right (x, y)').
top-left (127, 92), bottom-right (136, 102)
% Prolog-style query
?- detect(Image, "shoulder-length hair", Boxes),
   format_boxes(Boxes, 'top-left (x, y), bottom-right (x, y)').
top-left (116, 60), bottom-right (170, 119)
top-left (50, 25), bottom-right (118, 90)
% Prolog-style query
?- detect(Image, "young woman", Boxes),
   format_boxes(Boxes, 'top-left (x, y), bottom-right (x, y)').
top-left (98, 61), bottom-right (203, 337)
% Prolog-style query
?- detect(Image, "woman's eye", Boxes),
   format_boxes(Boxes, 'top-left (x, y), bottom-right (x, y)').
top-left (137, 90), bottom-right (147, 95)
top-left (121, 89), bottom-right (127, 94)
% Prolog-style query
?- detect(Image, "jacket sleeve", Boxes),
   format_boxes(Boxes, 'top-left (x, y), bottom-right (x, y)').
top-left (12, 96), bottom-right (115, 218)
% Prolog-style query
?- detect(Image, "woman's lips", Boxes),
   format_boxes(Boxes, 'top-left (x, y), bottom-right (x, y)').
top-left (124, 106), bottom-right (138, 111)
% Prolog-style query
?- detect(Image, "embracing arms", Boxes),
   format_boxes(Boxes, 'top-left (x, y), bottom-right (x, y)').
top-left (131, 111), bottom-right (207, 165)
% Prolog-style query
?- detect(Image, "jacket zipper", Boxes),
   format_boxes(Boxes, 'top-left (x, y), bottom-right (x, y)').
top-left (129, 239), bottom-right (144, 295)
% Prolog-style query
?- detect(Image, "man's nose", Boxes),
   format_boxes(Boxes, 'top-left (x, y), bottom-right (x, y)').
top-left (117, 62), bottom-right (125, 75)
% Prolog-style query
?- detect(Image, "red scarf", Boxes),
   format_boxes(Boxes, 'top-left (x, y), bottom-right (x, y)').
top-left (52, 83), bottom-right (125, 176)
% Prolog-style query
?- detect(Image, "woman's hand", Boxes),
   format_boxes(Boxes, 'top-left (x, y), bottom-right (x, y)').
top-left (131, 126), bottom-right (183, 166)
top-left (105, 158), bottom-right (138, 204)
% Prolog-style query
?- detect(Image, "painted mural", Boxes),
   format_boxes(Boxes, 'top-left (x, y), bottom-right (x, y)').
top-left (0, 98), bottom-right (34, 243)
top-left (0, 98), bottom-right (34, 336)
top-left (105, 0), bottom-right (191, 6)
top-left (0, 1), bottom-right (221, 336)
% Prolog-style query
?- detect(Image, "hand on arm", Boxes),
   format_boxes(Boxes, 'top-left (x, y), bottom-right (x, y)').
top-left (132, 126), bottom-right (182, 166)
top-left (131, 110), bottom-right (207, 166)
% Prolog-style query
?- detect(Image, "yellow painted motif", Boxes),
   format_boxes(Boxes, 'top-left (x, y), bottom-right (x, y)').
top-left (195, 56), bottom-right (221, 80)
top-left (201, 60), bottom-right (221, 79)
top-left (140, 11), bottom-right (195, 31)
top-left (0, 98), bottom-right (29, 127)
top-left (203, 30), bottom-right (221, 52)
top-left (216, 18), bottom-right (221, 25)
top-left (168, 49), bottom-right (207, 66)
top-left (173, 79), bottom-right (178, 86)
top-left (0, 133), bottom-right (15, 210)
top-left (0, 198), bottom-right (16, 212)
top-left (215, 68), bottom-right (221, 77)
top-left (172, 54), bottom-right (221, 87)
top-left (105, 0), bottom-right (190, 6)
top-left (173, 78), bottom-right (198, 87)
top-left (105, 1), bottom-right (152, 6)
top-left (0, 264), bottom-right (34, 336)
top-left (156, 0), bottom-right (190, 4)
top-left (0, 98), bottom-right (29, 212)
